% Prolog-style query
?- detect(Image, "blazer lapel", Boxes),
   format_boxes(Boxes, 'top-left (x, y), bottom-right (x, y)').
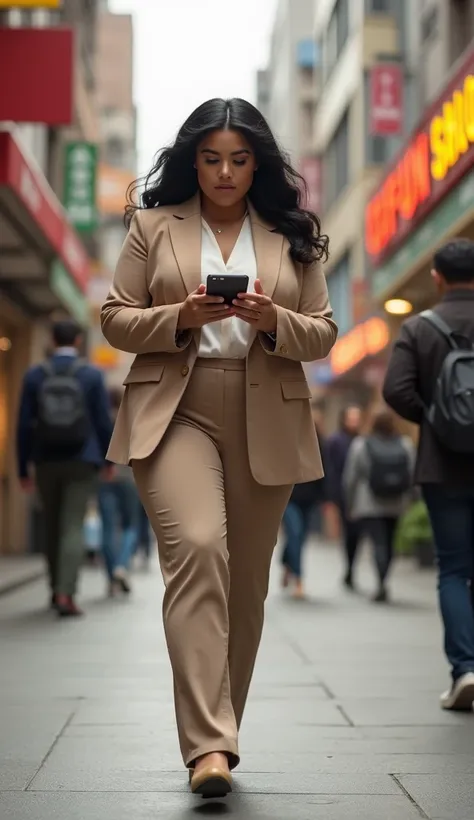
top-left (168, 194), bottom-right (202, 296)
top-left (248, 204), bottom-right (284, 300)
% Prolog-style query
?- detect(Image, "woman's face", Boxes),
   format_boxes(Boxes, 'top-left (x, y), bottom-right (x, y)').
top-left (195, 129), bottom-right (257, 208)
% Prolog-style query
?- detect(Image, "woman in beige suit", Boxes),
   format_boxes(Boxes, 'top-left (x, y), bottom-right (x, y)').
top-left (101, 97), bottom-right (337, 798)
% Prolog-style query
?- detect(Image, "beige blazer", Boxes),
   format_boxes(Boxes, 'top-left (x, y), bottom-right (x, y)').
top-left (100, 195), bottom-right (338, 486)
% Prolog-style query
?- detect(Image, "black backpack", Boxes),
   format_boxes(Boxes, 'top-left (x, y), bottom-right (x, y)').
top-left (36, 359), bottom-right (90, 456)
top-left (420, 310), bottom-right (474, 453)
top-left (366, 435), bottom-right (411, 499)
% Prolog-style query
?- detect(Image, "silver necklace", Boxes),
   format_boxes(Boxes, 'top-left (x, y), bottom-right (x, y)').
top-left (206, 212), bottom-right (248, 236)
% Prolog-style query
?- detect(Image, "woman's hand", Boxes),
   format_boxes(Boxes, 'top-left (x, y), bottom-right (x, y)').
top-left (177, 285), bottom-right (234, 330)
top-left (232, 279), bottom-right (277, 333)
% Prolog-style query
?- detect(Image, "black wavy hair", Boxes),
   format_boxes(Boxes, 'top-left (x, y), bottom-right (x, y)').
top-left (126, 98), bottom-right (329, 265)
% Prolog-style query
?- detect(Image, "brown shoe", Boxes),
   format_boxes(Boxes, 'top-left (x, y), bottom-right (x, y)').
top-left (190, 766), bottom-right (232, 798)
top-left (56, 595), bottom-right (84, 618)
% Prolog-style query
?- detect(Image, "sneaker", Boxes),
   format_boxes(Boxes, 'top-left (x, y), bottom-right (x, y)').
top-left (113, 567), bottom-right (132, 594)
top-left (441, 672), bottom-right (474, 711)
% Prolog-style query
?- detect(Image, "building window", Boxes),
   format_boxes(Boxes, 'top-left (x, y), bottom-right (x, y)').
top-left (105, 136), bottom-right (124, 166)
top-left (368, 135), bottom-right (390, 164)
top-left (301, 100), bottom-right (314, 143)
top-left (327, 252), bottom-right (352, 336)
top-left (325, 0), bottom-right (349, 78)
top-left (323, 109), bottom-right (349, 212)
top-left (421, 7), bottom-right (438, 42)
top-left (449, 0), bottom-right (473, 67)
top-left (367, 0), bottom-right (392, 12)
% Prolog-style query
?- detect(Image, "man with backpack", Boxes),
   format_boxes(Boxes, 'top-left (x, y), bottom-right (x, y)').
top-left (17, 320), bottom-right (114, 617)
top-left (383, 238), bottom-right (474, 711)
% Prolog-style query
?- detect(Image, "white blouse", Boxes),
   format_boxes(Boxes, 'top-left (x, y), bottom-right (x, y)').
top-left (198, 216), bottom-right (257, 359)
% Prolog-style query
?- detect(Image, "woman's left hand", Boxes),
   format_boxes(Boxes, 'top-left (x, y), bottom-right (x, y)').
top-left (232, 279), bottom-right (277, 333)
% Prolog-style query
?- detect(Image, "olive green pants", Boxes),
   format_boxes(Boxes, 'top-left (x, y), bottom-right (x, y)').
top-left (36, 462), bottom-right (98, 596)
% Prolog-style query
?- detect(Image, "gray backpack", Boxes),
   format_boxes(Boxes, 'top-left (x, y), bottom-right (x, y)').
top-left (420, 310), bottom-right (474, 453)
top-left (36, 359), bottom-right (90, 456)
top-left (366, 435), bottom-right (411, 499)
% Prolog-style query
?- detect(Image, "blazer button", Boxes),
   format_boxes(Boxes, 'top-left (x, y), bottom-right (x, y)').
top-left (279, 344), bottom-right (288, 354)
top-left (181, 365), bottom-right (190, 377)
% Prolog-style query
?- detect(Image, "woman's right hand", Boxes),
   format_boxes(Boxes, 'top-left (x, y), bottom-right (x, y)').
top-left (177, 285), bottom-right (234, 330)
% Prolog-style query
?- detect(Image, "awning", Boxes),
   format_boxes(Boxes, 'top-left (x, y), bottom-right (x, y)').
top-left (0, 129), bottom-right (90, 323)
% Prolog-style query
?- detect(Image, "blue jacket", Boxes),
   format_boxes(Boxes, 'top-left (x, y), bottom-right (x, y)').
top-left (17, 354), bottom-right (114, 479)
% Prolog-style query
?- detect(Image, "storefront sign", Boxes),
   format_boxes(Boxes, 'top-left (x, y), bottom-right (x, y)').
top-left (50, 263), bottom-right (89, 327)
top-left (330, 317), bottom-right (390, 378)
top-left (369, 63), bottom-right (403, 136)
top-left (0, 1), bottom-right (61, 6)
top-left (366, 46), bottom-right (474, 265)
top-left (64, 142), bottom-right (98, 233)
top-left (97, 164), bottom-right (135, 216)
top-left (372, 168), bottom-right (474, 298)
top-left (90, 345), bottom-right (119, 369)
top-left (0, 132), bottom-right (89, 291)
top-left (0, 28), bottom-right (72, 125)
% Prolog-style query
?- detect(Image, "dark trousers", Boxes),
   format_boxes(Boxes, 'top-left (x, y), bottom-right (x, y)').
top-left (36, 461), bottom-right (98, 596)
top-left (360, 516), bottom-right (398, 588)
top-left (423, 485), bottom-right (474, 682)
top-left (281, 502), bottom-right (313, 579)
top-left (338, 504), bottom-right (361, 576)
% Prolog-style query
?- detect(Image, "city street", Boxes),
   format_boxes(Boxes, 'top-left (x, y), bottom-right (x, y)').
top-left (1, 541), bottom-right (473, 820)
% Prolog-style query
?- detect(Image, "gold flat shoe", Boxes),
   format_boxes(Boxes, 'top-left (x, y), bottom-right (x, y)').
top-left (190, 766), bottom-right (232, 798)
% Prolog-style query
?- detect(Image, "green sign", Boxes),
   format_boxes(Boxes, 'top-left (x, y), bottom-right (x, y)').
top-left (372, 169), bottom-right (474, 297)
top-left (51, 262), bottom-right (90, 327)
top-left (63, 142), bottom-right (98, 232)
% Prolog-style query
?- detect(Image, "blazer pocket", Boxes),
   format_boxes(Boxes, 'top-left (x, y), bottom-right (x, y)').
top-left (123, 364), bottom-right (165, 385)
top-left (281, 380), bottom-right (312, 400)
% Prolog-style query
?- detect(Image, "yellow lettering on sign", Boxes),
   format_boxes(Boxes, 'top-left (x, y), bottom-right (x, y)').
top-left (430, 74), bottom-right (474, 182)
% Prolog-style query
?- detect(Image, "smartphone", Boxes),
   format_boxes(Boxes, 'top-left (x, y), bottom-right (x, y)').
top-left (206, 274), bottom-right (249, 306)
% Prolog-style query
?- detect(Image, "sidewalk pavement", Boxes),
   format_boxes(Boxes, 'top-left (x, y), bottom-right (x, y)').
top-left (1, 539), bottom-right (473, 820)
top-left (0, 555), bottom-right (44, 596)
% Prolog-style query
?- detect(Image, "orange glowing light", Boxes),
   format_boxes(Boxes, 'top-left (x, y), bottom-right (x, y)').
top-left (330, 317), bottom-right (390, 377)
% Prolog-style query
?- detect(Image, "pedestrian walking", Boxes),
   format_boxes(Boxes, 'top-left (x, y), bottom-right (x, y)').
top-left (98, 388), bottom-right (140, 597)
top-left (16, 320), bottom-right (113, 617)
top-left (281, 423), bottom-right (328, 598)
top-left (383, 238), bottom-right (474, 710)
top-left (325, 405), bottom-right (363, 589)
top-left (343, 408), bottom-right (415, 603)
top-left (100, 97), bottom-right (337, 797)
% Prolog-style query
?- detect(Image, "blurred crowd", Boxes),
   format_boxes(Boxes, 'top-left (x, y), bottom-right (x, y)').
top-left (280, 401), bottom-right (416, 604)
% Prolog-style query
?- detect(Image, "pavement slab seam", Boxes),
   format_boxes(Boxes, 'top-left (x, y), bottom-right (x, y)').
top-left (24, 709), bottom-right (78, 792)
top-left (335, 704), bottom-right (354, 727)
top-left (390, 775), bottom-right (431, 820)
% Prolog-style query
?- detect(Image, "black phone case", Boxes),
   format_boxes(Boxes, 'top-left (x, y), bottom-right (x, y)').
top-left (206, 275), bottom-right (249, 305)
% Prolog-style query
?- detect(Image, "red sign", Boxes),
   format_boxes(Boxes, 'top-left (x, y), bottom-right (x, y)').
top-left (0, 28), bottom-right (73, 125)
top-left (0, 131), bottom-right (89, 291)
top-left (369, 64), bottom-right (403, 136)
top-left (299, 157), bottom-right (322, 214)
top-left (366, 46), bottom-right (474, 264)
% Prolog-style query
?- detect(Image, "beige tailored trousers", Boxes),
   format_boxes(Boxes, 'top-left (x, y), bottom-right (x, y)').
top-left (133, 358), bottom-right (292, 769)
